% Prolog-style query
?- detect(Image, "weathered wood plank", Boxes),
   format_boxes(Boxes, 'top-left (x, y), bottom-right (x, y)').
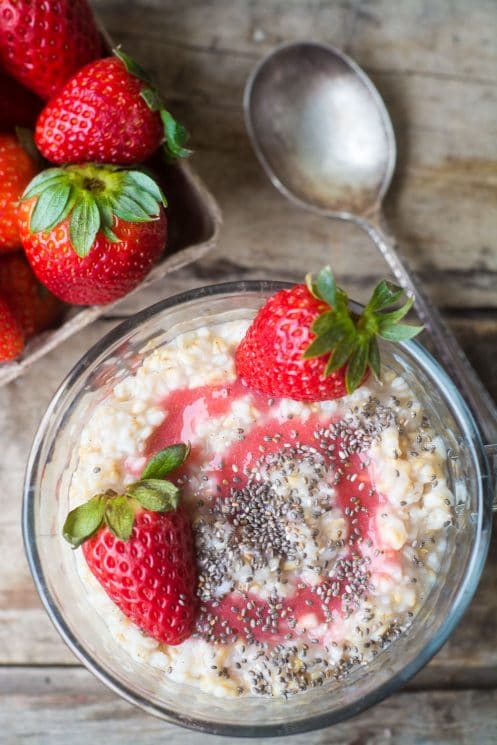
top-left (92, 0), bottom-right (497, 81)
top-left (1, 667), bottom-right (497, 745)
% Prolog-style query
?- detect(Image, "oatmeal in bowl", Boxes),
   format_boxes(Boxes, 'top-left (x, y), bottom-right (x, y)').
top-left (24, 275), bottom-right (493, 735)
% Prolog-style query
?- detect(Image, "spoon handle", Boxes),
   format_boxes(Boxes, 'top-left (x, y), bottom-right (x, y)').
top-left (357, 216), bottom-right (497, 445)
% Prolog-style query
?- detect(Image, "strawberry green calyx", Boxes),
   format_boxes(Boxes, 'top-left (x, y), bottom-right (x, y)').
top-left (63, 442), bottom-right (190, 547)
top-left (113, 48), bottom-right (193, 161)
top-left (21, 164), bottom-right (167, 258)
top-left (303, 266), bottom-right (423, 394)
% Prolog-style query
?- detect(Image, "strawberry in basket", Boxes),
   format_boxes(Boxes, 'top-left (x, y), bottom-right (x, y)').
top-left (0, 133), bottom-right (39, 253)
top-left (18, 164), bottom-right (169, 305)
top-left (0, 0), bottom-right (101, 100)
top-left (35, 50), bottom-right (191, 165)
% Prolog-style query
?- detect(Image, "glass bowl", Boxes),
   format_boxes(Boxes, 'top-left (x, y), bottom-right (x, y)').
top-left (23, 281), bottom-right (496, 737)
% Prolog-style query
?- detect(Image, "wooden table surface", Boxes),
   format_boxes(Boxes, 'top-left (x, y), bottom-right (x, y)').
top-left (1, 1), bottom-right (496, 743)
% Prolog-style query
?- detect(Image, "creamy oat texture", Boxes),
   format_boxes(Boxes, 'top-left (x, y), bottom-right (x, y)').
top-left (71, 319), bottom-right (454, 698)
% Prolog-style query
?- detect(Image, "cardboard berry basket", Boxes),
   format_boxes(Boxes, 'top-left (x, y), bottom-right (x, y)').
top-left (0, 26), bottom-right (222, 388)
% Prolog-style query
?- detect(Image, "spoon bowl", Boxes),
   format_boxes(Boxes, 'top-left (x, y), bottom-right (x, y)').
top-left (245, 42), bottom-right (395, 217)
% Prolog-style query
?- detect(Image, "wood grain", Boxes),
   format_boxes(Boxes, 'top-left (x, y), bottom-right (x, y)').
top-left (2, 668), bottom-right (497, 745)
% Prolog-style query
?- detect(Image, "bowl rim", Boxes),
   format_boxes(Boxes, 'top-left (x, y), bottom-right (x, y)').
top-left (22, 279), bottom-right (494, 737)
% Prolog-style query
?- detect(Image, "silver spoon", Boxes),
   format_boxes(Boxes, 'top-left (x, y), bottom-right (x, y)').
top-left (244, 41), bottom-right (497, 445)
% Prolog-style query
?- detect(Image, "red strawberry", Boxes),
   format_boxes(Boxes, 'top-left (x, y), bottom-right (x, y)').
top-left (0, 252), bottom-right (64, 338)
top-left (18, 163), bottom-right (168, 305)
top-left (0, 0), bottom-right (101, 100)
top-left (0, 293), bottom-right (24, 361)
top-left (63, 444), bottom-right (197, 646)
top-left (236, 267), bottom-right (423, 402)
top-left (0, 133), bottom-right (39, 253)
top-left (35, 50), bottom-right (192, 165)
top-left (0, 70), bottom-right (43, 130)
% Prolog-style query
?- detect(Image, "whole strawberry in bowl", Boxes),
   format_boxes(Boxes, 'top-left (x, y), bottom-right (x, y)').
top-left (236, 266), bottom-right (422, 401)
top-left (18, 164), bottom-right (168, 305)
top-left (63, 443), bottom-right (197, 646)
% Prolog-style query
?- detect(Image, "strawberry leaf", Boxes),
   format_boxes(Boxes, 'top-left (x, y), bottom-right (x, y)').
top-left (113, 48), bottom-right (151, 84)
top-left (140, 86), bottom-right (162, 111)
top-left (378, 296), bottom-right (414, 325)
top-left (379, 323), bottom-right (424, 342)
top-left (102, 224), bottom-right (120, 242)
top-left (63, 494), bottom-right (107, 548)
top-left (314, 266), bottom-right (337, 308)
top-left (345, 341), bottom-right (369, 393)
top-left (104, 495), bottom-right (135, 541)
top-left (311, 310), bottom-right (337, 336)
top-left (112, 192), bottom-right (154, 222)
top-left (325, 337), bottom-right (356, 376)
top-left (368, 336), bottom-right (381, 380)
top-left (62, 440), bottom-right (190, 550)
top-left (21, 168), bottom-right (66, 200)
top-left (97, 200), bottom-right (117, 234)
top-left (305, 272), bottom-right (320, 299)
top-left (97, 199), bottom-right (120, 243)
top-left (121, 185), bottom-right (161, 217)
top-left (124, 171), bottom-right (167, 206)
top-left (366, 279), bottom-right (404, 312)
top-left (30, 183), bottom-right (73, 233)
top-left (303, 324), bottom-right (348, 359)
top-left (128, 479), bottom-right (179, 512)
top-left (335, 288), bottom-right (350, 315)
top-left (160, 110), bottom-right (193, 160)
top-left (141, 443), bottom-right (191, 480)
top-left (69, 195), bottom-right (101, 258)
